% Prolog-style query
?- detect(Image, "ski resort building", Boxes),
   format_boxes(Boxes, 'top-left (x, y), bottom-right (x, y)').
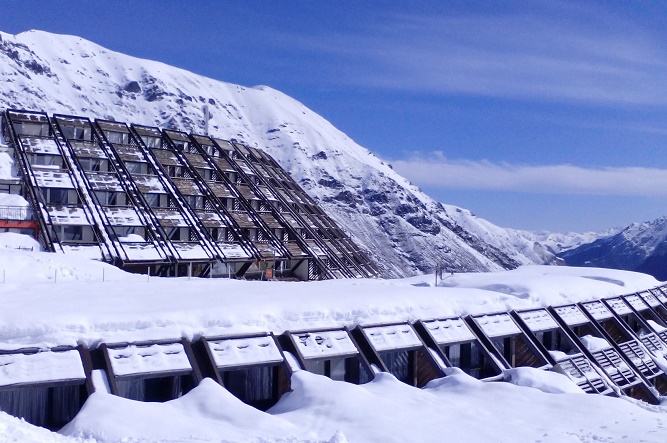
top-left (0, 110), bottom-right (379, 279)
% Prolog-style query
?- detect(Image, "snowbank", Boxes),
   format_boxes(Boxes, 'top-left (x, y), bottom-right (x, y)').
top-left (0, 246), bottom-right (665, 442)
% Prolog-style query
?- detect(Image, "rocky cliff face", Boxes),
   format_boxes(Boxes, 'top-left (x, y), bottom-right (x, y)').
top-left (0, 29), bottom-right (570, 277)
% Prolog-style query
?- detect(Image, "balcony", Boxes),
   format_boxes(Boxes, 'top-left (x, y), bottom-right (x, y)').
top-left (0, 205), bottom-right (34, 221)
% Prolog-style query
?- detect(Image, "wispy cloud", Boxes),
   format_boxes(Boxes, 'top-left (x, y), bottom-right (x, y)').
top-left (287, 3), bottom-right (667, 106)
top-left (391, 153), bottom-right (667, 196)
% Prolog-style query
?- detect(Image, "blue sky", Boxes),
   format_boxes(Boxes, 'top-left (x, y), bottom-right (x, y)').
top-left (3, 1), bottom-right (667, 232)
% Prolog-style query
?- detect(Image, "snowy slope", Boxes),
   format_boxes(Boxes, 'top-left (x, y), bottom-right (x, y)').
top-left (561, 216), bottom-right (667, 280)
top-left (0, 29), bottom-right (546, 277)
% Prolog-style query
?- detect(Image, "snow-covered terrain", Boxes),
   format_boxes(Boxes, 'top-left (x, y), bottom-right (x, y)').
top-left (0, 29), bottom-right (587, 277)
top-left (561, 216), bottom-right (667, 280)
top-left (0, 235), bottom-right (666, 442)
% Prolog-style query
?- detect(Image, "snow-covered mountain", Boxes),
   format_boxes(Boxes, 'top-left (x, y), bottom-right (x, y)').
top-left (560, 216), bottom-right (667, 280)
top-left (0, 29), bottom-right (591, 277)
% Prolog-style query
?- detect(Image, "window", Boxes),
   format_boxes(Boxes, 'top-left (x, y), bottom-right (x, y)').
top-left (141, 136), bottom-right (161, 148)
top-left (209, 227), bottom-right (228, 241)
top-left (166, 165), bottom-right (183, 177)
top-left (14, 122), bottom-right (50, 137)
top-left (62, 226), bottom-right (83, 241)
top-left (380, 351), bottom-right (412, 384)
top-left (173, 141), bottom-right (189, 151)
top-left (144, 193), bottom-right (168, 208)
top-left (105, 131), bottom-right (129, 145)
top-left (185, 195), bottom-right (204, 209)
top-left (108, 226), bottom-right (145, 242)
top-left (60, 125), bottom-right (91, 141)
top-left (196, 168), bottom-right (212, 181)
top-left (116, 376), bottom-right (189, 402)
top-left (124, 162), bottom-right (148, 175)
top-left (222, 366), bottom-right (276, 410)
top-left (41, 188), bottom-right (72, 205)
top-left (29, 154), bottom-right (63, 168)
top-left (94, 191), bottom-right (127, 206)
top-left (304, 358), bottom-right (347, 381)
top-left (79, 158), bottom-right (107, 172)
top-left (0, 384), bottom-right (83, 430)
top-left (166, 227), bottom-right (190, 242)
top-left (49, 225), bottom-right (95, 243)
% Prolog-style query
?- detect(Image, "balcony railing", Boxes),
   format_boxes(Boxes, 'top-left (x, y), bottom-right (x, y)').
top-left (0, 205), bottom-right (34, 221)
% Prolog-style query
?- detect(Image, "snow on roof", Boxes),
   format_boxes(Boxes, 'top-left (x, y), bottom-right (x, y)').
top-left (122, 243), bottom-right (166, 261)
top-left (60, 244), bottom-right (103, 259)
top-left (48, 206), bottom-right (93, 226)
top-left (153, 208), bottom-right (189, 227)
top-left (217, 242), bottom-right (251, 259)
top-left (33, 170), bottom-right (74, 188)
top-left (107, 342), bottom-right (192, 377)
top-left (0, 349), bottom-right (85, 386)
top-left (113, 145), bottom-right (146, 162)
top-left (290, 330), bottom-right (359, 359)
top-left (651, 289), bottom-right (667, 304)
top-left (103, 207), bottom-right (143, 226)
top-left (69, 140), bottom-right (105, 158)
top-left (605, 298), bottom-right (632, 315)
top-left (422, 318), bottom-right (475, 344)
top-left (639, 291), bottom-right (661, 307)
top-left (363, 324), bottom-right (423, 352)
top-left (87, 173), bottom-right (124, 191)
top-left (552, 305), bottom-right (589, 326)
top-left (648, 320), bottom-right (667, 333)
top-left (19, 136), bottom-right (61, 155)
top-left (133, 175), bottom-right (165, 193)
top-left (207, 336), bottom-right (284, 369)
top-left (624, 295), bottom-right (649, 311)
top-left (516, 309), bottom-right (559, 333)
top-left (581, 301), bottom-right (613, 320)
top-left (171, 243), bottom-right (212, 260)
top-left (473, 313), bottom-right (521, 337)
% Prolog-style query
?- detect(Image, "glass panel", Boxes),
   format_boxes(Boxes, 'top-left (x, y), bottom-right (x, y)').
top-left (304, 359), bottom-right (326, 376)
top-left (0, 384), bottom-right (82, 430)
top-left (144, 194), bottom-right (160, 208)
top-left (329, 358), bottom-right (347, 381)
top-left (43, 188), bottom-right (69, 205)
top-left (116, 376), bottom-right (184, 402)
top-left (105, 131), bottom-right (129, 145)
top-left (30, 154), bottom-right (63, 168)
top-left (380, 351), bottom-right (410, 383)
top-left (62, 226), bottom-right (83, 241)
top-left (222, 366), bottom-right (275, 410)
top-left (141, 136), bottom-right (161, 148)
top-left (14, 122), bottom-right (50, 136)
top-left (125, 162), bottom-right (147, 174)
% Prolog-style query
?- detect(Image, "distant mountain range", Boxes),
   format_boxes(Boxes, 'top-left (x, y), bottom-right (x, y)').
top-left (560, 217), bottom-right (667, 281)
top-left (0, 29), bottom-right (638, 278)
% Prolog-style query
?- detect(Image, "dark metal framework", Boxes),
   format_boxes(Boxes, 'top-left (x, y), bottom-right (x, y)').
top-left (2, 110), bottom-right (379, 280)
top-left (511, 308), bottom-right (614, 395)
top-left (548, 303), bottom-right (660, 404)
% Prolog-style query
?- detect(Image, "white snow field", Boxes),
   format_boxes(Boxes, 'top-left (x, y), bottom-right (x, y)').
top-left (1, 235), bottom-right (667, 442)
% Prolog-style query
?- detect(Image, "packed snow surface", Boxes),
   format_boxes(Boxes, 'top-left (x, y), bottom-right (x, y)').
top-left (0, 244), bottom-right (667, 442)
